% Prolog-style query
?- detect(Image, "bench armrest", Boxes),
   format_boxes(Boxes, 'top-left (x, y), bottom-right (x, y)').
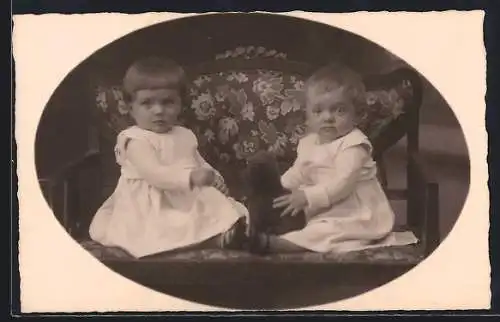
top-left (38, 149), bottom-right (101, 235)
top-left (39, 149), bottom-right (100, 185)
top-left (408, 151), bottom-right (440, 256)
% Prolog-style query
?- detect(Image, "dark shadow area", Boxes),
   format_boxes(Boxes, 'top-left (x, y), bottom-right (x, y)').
top-left (98, 259), bottom-right (414, 310)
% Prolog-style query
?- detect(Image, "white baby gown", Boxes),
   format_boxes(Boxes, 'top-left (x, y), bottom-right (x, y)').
top-left (89, 125), bottom-right (248, 258)
top-left (279, 128), bottom-right (418, 253)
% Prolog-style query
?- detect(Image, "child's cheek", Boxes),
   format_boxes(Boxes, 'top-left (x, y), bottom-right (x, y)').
top-left (308, 120), bottom-right (321, 133)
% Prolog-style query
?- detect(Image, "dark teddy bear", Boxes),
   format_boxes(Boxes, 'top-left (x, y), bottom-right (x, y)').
top-left (242, 150), bottom-right (306, 239)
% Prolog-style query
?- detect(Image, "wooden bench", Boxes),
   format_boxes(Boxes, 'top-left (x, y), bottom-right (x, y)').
top-left (37, 48), bottom-right (439, 309)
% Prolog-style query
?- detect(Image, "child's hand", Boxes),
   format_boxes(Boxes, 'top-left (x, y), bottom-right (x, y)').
top-left (213, 174), bottom-right (230, 195)
top-left (190, 168), bottom-right (216, 188)
top-left (272, 190), bottom-right (308, 217)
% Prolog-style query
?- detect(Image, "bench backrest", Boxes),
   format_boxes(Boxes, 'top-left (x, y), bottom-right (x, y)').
top-left (92, 48), bottom-right (422, 198)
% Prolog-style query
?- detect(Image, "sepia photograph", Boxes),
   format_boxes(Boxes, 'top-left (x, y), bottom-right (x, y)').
top-left (29, 12), bottom-right (476, 310)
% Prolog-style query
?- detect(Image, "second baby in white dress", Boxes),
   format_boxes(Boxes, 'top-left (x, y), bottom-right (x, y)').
top-left (263, 62), bottom-right (418, 253)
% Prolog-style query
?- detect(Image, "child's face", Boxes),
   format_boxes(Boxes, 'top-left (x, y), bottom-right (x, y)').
top-left (129, 88), bottom-right (181, 133)
top-left (305, 85), bottom-right (355, 142)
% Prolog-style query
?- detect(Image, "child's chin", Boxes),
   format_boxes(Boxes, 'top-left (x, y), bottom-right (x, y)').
top-left (319, 126), bottom-right (352, 140)
top-left (152, 123), bottom-right (173, 133)
top-left (319, 127), bottom-right (337, 133)
top-left (318, 128), bottom-right (338, 139)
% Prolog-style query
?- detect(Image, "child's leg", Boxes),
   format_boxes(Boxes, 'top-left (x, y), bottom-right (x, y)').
top-left (178, 217), bottom-right (247, 250)
top-left (142, 218), bottom-right (248, 257)
top-left (268, 235), bottom-right (310, 253)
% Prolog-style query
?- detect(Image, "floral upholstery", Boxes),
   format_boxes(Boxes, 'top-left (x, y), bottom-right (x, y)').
top-left (94, 49), bottom-right (414, 197)
top-left (183, 69), bottom-right (308, 186)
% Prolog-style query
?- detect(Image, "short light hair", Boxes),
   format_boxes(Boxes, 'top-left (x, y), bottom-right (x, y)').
top-left (305, 62), bottom-right (366, 110)
top-left (122, 56), bottom-right (188, 103)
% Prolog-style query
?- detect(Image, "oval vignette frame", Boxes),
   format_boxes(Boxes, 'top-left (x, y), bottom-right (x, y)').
top-left (34, 12), bottom-right (471, 310)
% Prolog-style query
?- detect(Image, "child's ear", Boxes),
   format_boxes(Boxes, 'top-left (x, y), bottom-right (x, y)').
top-left (352, 110), bottom-right (361, 126)
top-left (349, 98), bottom-right (361, 126)
top-left (125, 103), bottom-right (134, 117)
top-left (122, 91), bottom-right (134, 104)
top-left (304, 117), bottom-right (313, 130)
top-left (125, 102), bottom-right (133, 113)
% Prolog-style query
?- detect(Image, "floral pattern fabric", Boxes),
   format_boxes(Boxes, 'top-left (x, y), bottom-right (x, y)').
top-left (183, 70), bottom-right (308, 172)
top-left (214, 45), bottom-right (288, 60)
top-left (94, 67), bottom-right (414, 197)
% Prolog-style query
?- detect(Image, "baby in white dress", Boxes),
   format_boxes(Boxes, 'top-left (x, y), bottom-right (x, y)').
top-left (252, 62), bottom-right (418, 253)
top-left (89, 57), bottom-right (248, 258)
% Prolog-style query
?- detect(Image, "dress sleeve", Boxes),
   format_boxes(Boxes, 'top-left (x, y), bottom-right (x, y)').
top-left (189, 130), bottom-right (229, 194)
top-left (186, 129), bottom-right (222, 175)
top-left (280, 138), bottom-right (306, 190)
top-left (301, 144), bottom-right (370, 212)
top-left (123, 135), bottom-right (193, 191)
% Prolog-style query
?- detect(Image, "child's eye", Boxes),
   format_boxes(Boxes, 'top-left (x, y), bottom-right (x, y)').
top-left (336, 105), bottom-right (347, 114)
top-left (140, 99), bottom-right (151, 106)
